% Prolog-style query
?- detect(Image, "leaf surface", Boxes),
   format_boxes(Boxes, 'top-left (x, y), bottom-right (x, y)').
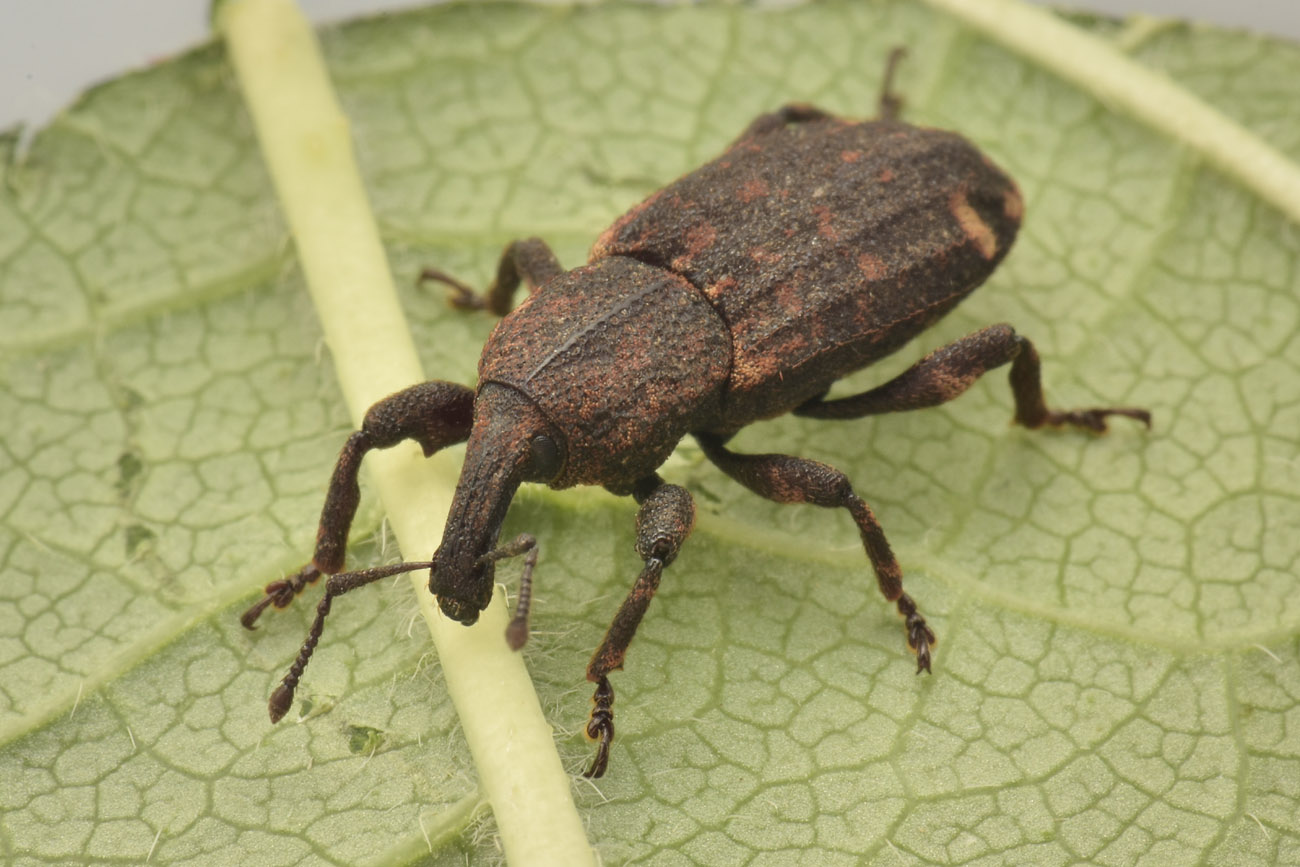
top-left (1, 2), bottom-right (1298, 864)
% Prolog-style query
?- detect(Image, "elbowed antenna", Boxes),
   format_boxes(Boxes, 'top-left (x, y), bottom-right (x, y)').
top-left (473, 532), bottom-right (539, 649)
top-left (268, 560), bottom-right (434, 722)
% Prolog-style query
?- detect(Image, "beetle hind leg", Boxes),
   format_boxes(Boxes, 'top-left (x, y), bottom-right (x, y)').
top-left (696, 434), bottom-right (935, 673)
top-left (1007, 334), bottom-right (1151, 432)
top-left (794, 323), bottom-right (1151, 433)
top-left (738, 46), bottom-right (907, 143)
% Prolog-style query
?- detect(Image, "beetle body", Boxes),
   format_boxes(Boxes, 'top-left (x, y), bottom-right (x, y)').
top-left (249, 63), bottom-right (1148, 778)
top-left (478, 116), bottom-right (1022, 494)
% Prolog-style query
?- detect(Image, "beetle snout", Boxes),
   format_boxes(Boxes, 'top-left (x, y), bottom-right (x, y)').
top-left (429, 553), bottom-right (495, 625)
top-left (437, 594), bottom-right (482, 625)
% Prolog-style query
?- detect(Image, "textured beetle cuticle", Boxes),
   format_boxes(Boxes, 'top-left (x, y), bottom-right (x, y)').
top-left (249, 51), bottom-right (1150, 778)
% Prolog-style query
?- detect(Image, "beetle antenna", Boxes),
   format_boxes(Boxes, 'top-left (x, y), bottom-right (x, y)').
top-left (268, 560), bottom-right (434, 723)
top-left (508, 542), bottom-right (539, 650)
top-left (474, 533), bottom-right (539, 650)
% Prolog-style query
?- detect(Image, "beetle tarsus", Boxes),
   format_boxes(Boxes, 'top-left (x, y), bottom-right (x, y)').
top-left (583, 676), bottom-right (615, 779)
top-left (897, 592), bottom-right (934, 674)
top-left (241, 595), bottom-right (275, 631)
top-left (1007, 333), bottom-right (1152, 434)
top-left (242, 563), bottom-right (323, 629)
top-left (1035, 406), bottom-right (1152, 433)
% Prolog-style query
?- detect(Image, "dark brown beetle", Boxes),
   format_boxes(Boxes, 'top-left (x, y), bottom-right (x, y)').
top-left (244, 53), bottom-right (1149, 778)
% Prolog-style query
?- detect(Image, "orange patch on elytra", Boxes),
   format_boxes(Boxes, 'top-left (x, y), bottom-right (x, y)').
top-left (877, 168), bottom-right (895, 183)
top-left (857, 252), bottom-right (886, 280)
top-left (1003, 184), bottom-right (1024, 221)
top-left (772, 281), bottom-right (805, 321)
top-left (949, 190), bottom-right (998, 259)
top-left (671, 222), bottom-right (718, 271)
top-left (686, 222), bottom-right (716, 253)
top-left (813, 205), bottom-right (840, 242)
top-left (840, 150), bottom-right (862, 163)
top-left (704, 275), bottom-right (738, 302)
top-left (738, 178), bottom-right (769, 203)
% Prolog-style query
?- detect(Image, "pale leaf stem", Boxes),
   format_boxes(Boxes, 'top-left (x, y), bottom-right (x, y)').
top-left (921, 0), bottom-right (1300, 226)
top-left (215, 1), bottom-right (595, 864)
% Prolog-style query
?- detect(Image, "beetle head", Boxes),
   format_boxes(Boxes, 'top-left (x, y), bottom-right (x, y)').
top-left (430, 383), bottom-right (563, 624)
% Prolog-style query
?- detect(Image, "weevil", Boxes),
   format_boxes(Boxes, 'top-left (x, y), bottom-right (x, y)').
top-left (244, 51), bottom-right (1149, 778)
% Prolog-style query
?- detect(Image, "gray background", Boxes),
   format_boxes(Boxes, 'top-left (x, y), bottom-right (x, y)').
top-left (0, 1), bottom-right (1296, 134)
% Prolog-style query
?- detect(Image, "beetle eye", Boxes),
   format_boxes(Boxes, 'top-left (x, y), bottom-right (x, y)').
top-left (527, 434), bottom-right (562, 481)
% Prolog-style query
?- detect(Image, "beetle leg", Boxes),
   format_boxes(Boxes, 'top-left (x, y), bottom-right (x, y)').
top-left (418, 237), bottom-right (563, 317)
top-left (584, 475), bottom-right (695, 778)
top-left (878, 46), bottom-right (907, 121)
top-left (242, 381), bottom-right (475, 628)
top-left (735, 47), bottom-right (906, 143)
top-left (695, 434), bottom-right (936, 674)
top-left (794, 323), bottom-right (1151, 432)
top-left (267, 559), bottom-right (435, 723)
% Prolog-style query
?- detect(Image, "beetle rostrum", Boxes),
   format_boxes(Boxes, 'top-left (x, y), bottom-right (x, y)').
top-left (244, 51), bottom-right (1150, 779)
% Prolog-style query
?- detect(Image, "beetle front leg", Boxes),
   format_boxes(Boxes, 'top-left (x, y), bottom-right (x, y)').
top-left (418, 237), bottom-right (563, 316)
top-left (241, 380), bottom-right (475, 628)
top-left (584, 475), bottom-right (695, 778)
top-left (794, 323), bottom-right (1151, 433)
top-left (696, 434), bottom-right (936, 673)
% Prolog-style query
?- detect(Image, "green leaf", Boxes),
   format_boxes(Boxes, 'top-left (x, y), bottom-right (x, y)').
top-left (2, 1), bottom-right (1298, 864)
